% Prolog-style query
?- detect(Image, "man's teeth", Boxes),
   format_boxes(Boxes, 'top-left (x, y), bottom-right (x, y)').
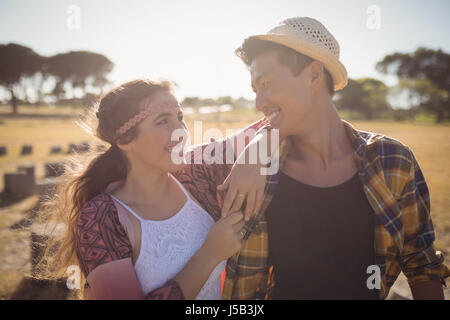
top-left (267, 111), bottom-right (280, 121)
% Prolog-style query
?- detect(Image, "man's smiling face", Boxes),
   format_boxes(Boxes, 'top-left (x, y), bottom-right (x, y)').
top-left (250, 50), bottom-right (315, 138)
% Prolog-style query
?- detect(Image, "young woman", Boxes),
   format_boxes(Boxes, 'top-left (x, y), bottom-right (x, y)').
top-left (35, 79), bottom-right (269, 300)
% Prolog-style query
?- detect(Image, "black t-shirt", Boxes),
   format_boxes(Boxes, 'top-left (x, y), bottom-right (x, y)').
top-left (265, 171), bottom-right (379, 300)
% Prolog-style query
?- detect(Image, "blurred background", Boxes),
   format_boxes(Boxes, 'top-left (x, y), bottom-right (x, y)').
top-left (0, 0), bottom-right (448, 299)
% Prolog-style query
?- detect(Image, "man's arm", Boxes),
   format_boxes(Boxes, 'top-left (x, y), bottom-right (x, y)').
top-left (174, 118), bottom-right (269, 220)
top-left (397, 147), bottom-right (450, 299)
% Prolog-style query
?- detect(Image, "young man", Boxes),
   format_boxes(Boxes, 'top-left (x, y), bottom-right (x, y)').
top-left (220, 17), bottom-right (449, 300)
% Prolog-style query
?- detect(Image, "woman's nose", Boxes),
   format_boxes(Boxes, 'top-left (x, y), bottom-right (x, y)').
top-left (170, 123), bottom-right (188, 141)
top-left (175, 120), bottom-right (187, 131)
top-left (255, 93), bottom-right (267, 112)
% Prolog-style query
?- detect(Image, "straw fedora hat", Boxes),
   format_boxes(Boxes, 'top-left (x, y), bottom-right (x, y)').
top-left (245, 17), bottom-right (348, 91)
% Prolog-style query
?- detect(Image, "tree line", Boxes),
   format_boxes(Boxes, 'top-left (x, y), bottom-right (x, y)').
top-left (335, 47), bottom-right (450, 123)
top-left (1, 43), bottom-right (448, 123)
top-left (0, 43), bottom-right (113, 113)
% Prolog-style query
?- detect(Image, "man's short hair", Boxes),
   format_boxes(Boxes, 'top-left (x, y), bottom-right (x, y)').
top-left (235, 38), bottom-right (335, 97)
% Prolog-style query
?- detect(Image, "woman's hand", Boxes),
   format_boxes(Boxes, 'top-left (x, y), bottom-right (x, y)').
top-left (201, 211), bottom-right (246, 264)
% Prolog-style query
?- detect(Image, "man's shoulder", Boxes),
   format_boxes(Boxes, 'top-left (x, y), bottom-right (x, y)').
top-left (356, 128), bottom-right (413, 164)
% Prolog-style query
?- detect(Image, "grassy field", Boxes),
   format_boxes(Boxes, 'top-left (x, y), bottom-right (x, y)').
top-left (0, 105), bottom-right (449, 299)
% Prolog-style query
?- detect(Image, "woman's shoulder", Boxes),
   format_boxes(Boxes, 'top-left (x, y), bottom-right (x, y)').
top-left (76, 192), bottom-right (133, 277)
top-left (79, 192), bottom-right (113, 215)
top-left (77, 192), bottom-right (121, 230)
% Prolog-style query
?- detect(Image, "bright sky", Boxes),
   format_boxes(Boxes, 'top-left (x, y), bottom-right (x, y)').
top-left (1, 0), bottom-right (449, 101)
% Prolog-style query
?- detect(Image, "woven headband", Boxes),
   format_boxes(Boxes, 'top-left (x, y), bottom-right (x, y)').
top-left (114, 101), bottom-right (181, 139)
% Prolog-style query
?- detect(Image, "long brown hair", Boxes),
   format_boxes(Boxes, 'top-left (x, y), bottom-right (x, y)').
top-left (33, 79), bottom-right (174, 298)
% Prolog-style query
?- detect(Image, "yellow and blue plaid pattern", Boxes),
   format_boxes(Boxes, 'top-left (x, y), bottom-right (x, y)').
top-left (222, 120), bottom-right (450, 300)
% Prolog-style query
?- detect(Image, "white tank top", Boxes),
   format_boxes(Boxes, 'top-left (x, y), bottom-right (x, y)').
top-left (109, 174), bottom-right (226, 300)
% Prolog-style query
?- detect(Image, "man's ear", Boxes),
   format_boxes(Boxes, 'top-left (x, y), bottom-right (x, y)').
top-left (308, 61), bottom-right (325, 90)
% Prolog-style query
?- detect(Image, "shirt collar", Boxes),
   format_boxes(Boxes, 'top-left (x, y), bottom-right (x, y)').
top-left (341, 119), bottom-right (369, 167)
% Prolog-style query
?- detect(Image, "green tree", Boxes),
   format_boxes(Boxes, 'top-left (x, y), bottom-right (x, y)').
top-left (217, 96), bottom-right (233, 106)
top-left (336, 78), bottom-right (390, 120)
top-left (182, 97), bottom-right (201, 107)
top-left (396, 77), bottom-right (448, 122)
top-left (0, 43), bottom-right (45, 113)
top-left (376, 47), bottom-right (450, 123)
top-left (47, 51), bottom-right (113, 99)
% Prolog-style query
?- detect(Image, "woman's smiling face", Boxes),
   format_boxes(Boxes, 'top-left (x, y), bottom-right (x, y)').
top-left (120, 90), bottom-right (189, 173)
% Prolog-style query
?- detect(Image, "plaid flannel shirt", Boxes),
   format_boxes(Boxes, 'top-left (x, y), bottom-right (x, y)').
top-left (221, 119), bottom-right (450, 300)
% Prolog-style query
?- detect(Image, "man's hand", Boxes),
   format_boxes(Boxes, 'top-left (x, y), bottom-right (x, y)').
top-left (218, 128), bottom-right (280, 221)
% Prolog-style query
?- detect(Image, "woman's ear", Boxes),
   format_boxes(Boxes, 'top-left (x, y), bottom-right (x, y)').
top-left (116, 141), bottom-right (132, 153)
